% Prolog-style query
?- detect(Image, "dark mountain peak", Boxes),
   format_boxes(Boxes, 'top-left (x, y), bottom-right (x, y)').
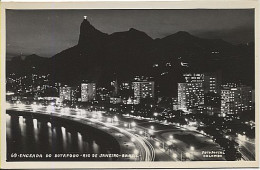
top-left (163, 31), bottom-right (196, 40)
top-left (78, 19), bottom-right (108, 46)
top-left (128, 28), bottom-right (152, 38)
top-left (129, 28), bottom-right (139, 32)
top-left (24, 54), bottom-right (43, 60)
top-left (82, 17), bottom-right (91, 25)
top-left (110, 28), bottom-right (153, 42)
top-left (163, 31), bottom-right (232, 48)
top-left (175, 31), bottom-right (191, 36)
top-left (7, 53), bottom-right (49, 76)
top-left (11, 54), bottom-right (43, 62)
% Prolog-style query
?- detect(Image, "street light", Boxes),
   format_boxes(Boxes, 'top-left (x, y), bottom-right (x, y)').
top-left (155, 141), bottom-right (160, 147)
top-left (148, 129), bottom-right (154, 134)
top-left (97, 112), bottom-right (102, 119)
top-left (92, 114), bottom-right (97, 119)
top-left (185, 152), bottom-right (191, 158)
top-left (18, 103), bottom-right (25, 110)
top-left (169, 135), bottom-right (173, 140)
top-left (131, 122), bottom-right (136, 127)
top-left (124, 123), bottom-right (128, 127)
top-left (133, 149), bottom-right (139, 155)
top-left (166, 141), bottom-right (172, 146)
top-left (172, 153), bottom-right (177, 159)
top-left (130, 122), bottom-right (136, 131)
top-left (190, 146), bottom-right (195, 151)
top-left (107, 118), bottom-right (112, 123)
top-left (153, 112), bottom-right (158, 117)
top-left (150, 126), bottom-right (154, 130)
top-left (80, 109), bottom-right (86, 116)
top-left (31, 104), bottom-right (38, 112)
top-left (64, 107), bottom-right (70, 114)
top-left (113, 116), bottom-right (118, 122)
top-left (47, 105), bottom-right (55, 113)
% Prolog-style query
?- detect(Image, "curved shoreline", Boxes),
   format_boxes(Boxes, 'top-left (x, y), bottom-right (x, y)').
top-left (6, 109), bottom-right (122, 161)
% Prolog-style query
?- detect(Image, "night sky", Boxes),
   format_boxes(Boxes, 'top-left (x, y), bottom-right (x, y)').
top-left (6, 9), bottom-right (254, 59)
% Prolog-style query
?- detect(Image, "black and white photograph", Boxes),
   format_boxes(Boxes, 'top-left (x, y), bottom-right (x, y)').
top-left (1, 1), bottom-right (259, 168)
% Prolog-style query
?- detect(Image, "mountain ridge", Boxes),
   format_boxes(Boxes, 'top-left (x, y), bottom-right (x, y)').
top-left (6, 19), bottom-right (255, 96)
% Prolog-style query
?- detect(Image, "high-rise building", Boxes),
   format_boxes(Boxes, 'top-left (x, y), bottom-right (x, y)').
top-left (204, 71), bottom-right (222, 94)
top-left (111, 73), bottom-right (119, 97)
top-left (119, 82), bottom-right (133, 104)
top-left (221, 85), bottom-right (253, 117)
top-left (71, 87), bottom-right (79, 104)
top-left (179, 72), bottom-right (222, 113)
top-left (183, 72), bottom-right (222, 94)
top-left (81, 83), bottom-right (96, 102)
top-left (120, 82), bottom-right (132, 90)
top-left (110, 97), bottom-right (122, 104)
top-left (59, 86), bottom-right (78, 103)
top-left (172, 97), bottom-right (178, 110)
top-left (178, 83), bottom-right (204, 112)
top-left (59, 86), bottom-right (72, 101)
top-left (222, 83), bottom-right (238, 88)
top-left (111, 80), bottom-right (119, 97)
top-left (96, 87), bottom-right (110, 101)
top-left (132, 81), bottom-right (154, 104)
top-left (183, 73), bottom-right (204, 83)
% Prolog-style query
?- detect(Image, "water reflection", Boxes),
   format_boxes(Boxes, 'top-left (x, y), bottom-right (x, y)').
top-left (7, 112), bottom-right (120, 161)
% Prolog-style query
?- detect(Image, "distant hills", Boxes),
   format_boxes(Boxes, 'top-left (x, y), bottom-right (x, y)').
top-left (6, 19), bottom-right (255, 96)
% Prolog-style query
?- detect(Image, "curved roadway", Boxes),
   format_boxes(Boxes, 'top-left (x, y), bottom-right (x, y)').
top-left (6, 103), bottom-right (155, 161)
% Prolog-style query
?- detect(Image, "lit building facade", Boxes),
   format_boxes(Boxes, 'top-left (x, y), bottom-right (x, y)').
top-left (180, 72), bottom-right (222, 113)
top-left (110, 97), bottom-right (122, 104)
top-left (172, 97), bottom-right (178, 110)
top-left (96, 87), bottom-right (110, 101)
top-left (119, 82), bottom-right (134, 104)
top-left (183, 72), bottom-right (222, 94)
top-left (120, 82), bottom-right (132, 90)
top-left (59, 86), bottom-right (72, 101)
top-left (221, 85), bottom-right (253, 117)
top-left (204, 72), bottom-right (222, 94)
top-left (71, 87), bottom-right (78, 104)
top-left (178, 83), bottom-right (204, 112)
top-left (59, 86), bottom-right (78, 103)
top-left (81, 83), bottom-right (96, 102)
top-left (132, 81), bottom-right (155, 104)
top-left (111, 80), bottom-right (119, 97)
top-left (183, 73), bottom-right (204, 83)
